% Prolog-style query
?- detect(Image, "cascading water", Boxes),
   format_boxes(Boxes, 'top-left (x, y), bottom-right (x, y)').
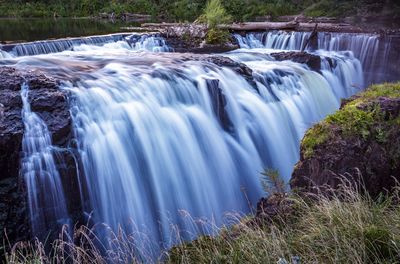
top-left (46, 36), bottom-right (360, 255)
top-left (20, 83), bottom-right (70, 238)
top-left (2, 33), bottom-right (366, 257)
top-left (234, 31), bottom-right (394, 84)
top-left (0, 33), bottom-right (171, 57)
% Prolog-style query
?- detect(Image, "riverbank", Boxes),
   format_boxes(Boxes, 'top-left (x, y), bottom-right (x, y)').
top-left (0, 0), bottom-right (399, 25)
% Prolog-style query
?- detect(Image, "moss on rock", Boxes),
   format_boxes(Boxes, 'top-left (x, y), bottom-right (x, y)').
top-left (302, 82), bottom-right (400, 159)
top-left (292, 82), bottom-right (400, 197)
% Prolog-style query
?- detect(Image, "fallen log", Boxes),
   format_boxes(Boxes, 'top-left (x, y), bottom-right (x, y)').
top-left (140, 21), bottom-right (365, 34)
top-left (220, 21), bottom-right (299, 31)
top-left (297, 22), bottom-right (363, 32)
top-left (142, 22), bottom-right (182, 28)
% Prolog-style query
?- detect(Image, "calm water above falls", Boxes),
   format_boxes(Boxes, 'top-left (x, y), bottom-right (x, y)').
top-left (0, 33), bottom-right (366, 256)
top-left (0, 18), bottom-right (135, 43)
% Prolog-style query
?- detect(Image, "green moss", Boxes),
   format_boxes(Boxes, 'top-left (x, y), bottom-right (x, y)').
top-left (302, 122), bottom-right (330, 158)
top-left (326, 104), bottom-right (376, 138)
top-left (362, 82), bottom-right (400, 99)
top-left (301, 82), bottom-right (400, 159)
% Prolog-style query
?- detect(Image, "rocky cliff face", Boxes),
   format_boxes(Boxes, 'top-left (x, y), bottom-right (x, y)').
top-left (0, 67), bottom-right (73, 246)
top-left (291, 83), bottom-right (400, 197)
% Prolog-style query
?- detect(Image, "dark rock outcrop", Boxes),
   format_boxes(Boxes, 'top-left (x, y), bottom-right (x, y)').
top-left (205, 55), bottom-right (255, 84)
top-left (166, 36), bottom-right (239, 53)
top-left (188, 55), bottom-right (256, 88)
top-left (291, 83), bottom-right (400, 197)
top-left (256, 193), bottom-right (294, 224)
top-left (205, 79), bottom-right (232, 131)
top-left (0, 177), bottom-right (29, 247)
top-left (270, 51), bottom-right (322, 72)
top-left (0, 66), bottom-right (74, 248)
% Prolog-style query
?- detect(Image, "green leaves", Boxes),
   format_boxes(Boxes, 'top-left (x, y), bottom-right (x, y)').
top-left (202, 0), bottom-right (232, 28)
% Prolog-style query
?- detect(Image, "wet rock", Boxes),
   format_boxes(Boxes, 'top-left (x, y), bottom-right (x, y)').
top-left (0, 66), bottom-right (74, 247)
top-left (0, 68), bottom-right (24, 182)
top-left (0, 177), bottom-right (29, 248)
top-left (166, 36), bottom-right (239, 53)
top-left (194, 55), bottom-right (257, 88)
top-left (270, 51), bottom-right (322, 72)
top-left (205, 79), bottom-right (232, 131)
top-left (205, 56), bottom-right (253, 78)
top-left (28, 88), bottom-right (71, 146)
top-left (256, 193), bottom-right (294, 224)
top-left (0, 67), bottom-right (24, 91)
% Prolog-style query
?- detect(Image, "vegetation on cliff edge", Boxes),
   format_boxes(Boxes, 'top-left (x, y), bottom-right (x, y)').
top-left (302, 82), bottom-right (400, 158)
top-left (166, 184), bottom-right (400, 264)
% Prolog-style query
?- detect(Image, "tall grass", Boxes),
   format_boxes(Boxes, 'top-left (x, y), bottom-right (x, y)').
top-left (6, 182), bottom-right (400, 263)
top-left (166, 183), bottom-right (400, 263)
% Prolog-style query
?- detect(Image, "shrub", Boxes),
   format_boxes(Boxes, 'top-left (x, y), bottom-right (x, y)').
top-left (261, 168), bottom-right (286, 194)
top-left (200, 0), bottom-right (232, 28)
top-left (205, 28), bottom-right (230, 44)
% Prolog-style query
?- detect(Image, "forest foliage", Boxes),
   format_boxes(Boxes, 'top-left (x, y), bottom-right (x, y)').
top-left (0, 0), bottom-right (399, 21)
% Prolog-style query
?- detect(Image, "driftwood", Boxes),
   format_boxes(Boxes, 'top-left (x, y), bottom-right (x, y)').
top-left (139, 21), bottom-right (365, 34)
top-left (140, 23), bottom-right (207, 39)
top-left (223, 21), bottom-right (363, 33)
top-left (219, 21), bottom-right (299, 31)
top-left (141, 23), bottom-right (182, 28)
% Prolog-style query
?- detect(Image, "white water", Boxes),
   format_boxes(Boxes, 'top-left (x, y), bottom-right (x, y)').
top-left (20, 83), bottom-right (70, 237)
top-left (234, 31), bottom-right (391, 84)
top-left (45, 36), bottom-right (360, 254)
top-left (0, 33), bottom-right (171, 57)
top-left (2, 33), bottom-right (366, 255)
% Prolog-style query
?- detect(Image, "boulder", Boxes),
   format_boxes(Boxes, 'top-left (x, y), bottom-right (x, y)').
top-left (270, 51), bottom-right (322, 72)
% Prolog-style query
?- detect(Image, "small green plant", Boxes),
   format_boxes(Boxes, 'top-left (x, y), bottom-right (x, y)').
top-left (261, 168), bottom-right (286, 194)
top-left (200, 0), bottom-right (232, 28)
top-left (198, 0), bottom-right (233, 44)
top-left (205, 28), bottom-right (231, 44)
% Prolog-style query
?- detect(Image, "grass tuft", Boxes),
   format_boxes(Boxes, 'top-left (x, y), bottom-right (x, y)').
top-left (166, 183), bottom-right (400, 264)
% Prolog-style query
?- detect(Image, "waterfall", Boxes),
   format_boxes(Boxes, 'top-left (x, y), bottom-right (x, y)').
top-left (20, 83), bottom-right (70, 238)
top-left (234, 31), bottom-right (394, 84)
top-left (54, 41), bottom-right (363, 253)
top-left (0, 33), bottom-right (171, 57)
top-left (3, 31), bottom-right (368, 256)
